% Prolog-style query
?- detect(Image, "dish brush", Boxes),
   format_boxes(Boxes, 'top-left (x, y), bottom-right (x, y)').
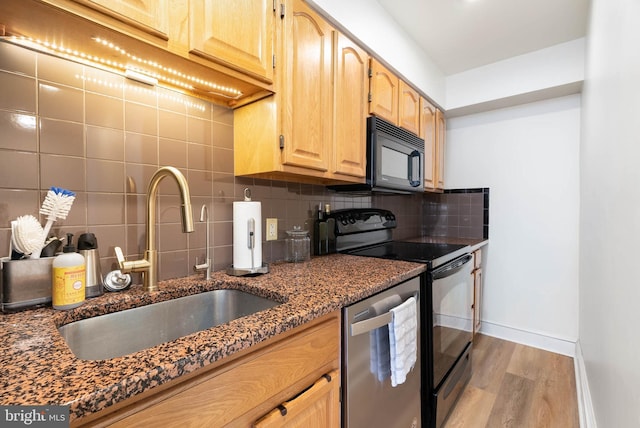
top-left (31, 187), bottom-right (76, 259)
top-left (11, 215), bottom-right (45, 256)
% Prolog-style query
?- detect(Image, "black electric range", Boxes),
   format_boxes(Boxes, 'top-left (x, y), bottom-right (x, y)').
top-left (346, 240), bottom-right (469, 270)
top-left (327, 208), bottom-right (469, 269)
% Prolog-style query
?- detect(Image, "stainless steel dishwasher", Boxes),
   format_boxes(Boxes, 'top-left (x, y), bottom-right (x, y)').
top-left (342, 275), bottom-right (422, 428)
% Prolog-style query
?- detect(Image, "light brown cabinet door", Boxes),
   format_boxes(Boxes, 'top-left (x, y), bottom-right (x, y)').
top-left (421, 98), bottom-right (437, 191)
top-left (435, 108), bottom-right (446, 190)
top-left (254, 369), bottom-right (340, 428)
top-left (333, 32), bottom-right (368, 178)
top-left (189, 0), bottom-right (274, 82)
top-left (369, 59), bottom-right (399, 125)
top-left (473, 267), bottom-right (483, 338)
top-left (399, 80), bottom-right (420, 135)
top-left (279, 0), bottom-right (333, 172)
top-left (72, 0), bottom-right (170, 39)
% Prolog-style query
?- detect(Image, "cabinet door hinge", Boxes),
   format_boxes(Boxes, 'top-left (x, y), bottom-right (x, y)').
top-left (279, 135), bottom-right (285, 149)
top-left (280, 3), bottom-right (285, 19)
top-left (273, 54), bottom-right (276, 68)
top-left (368, 92), bottom-right (372, 103)
top-left (368, 67), bottom-right (372, 78)
top-left (273, 0), bottom-right (277, 12)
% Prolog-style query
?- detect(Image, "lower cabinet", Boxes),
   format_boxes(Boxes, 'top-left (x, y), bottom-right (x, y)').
top-left (80, 311), bottom-right (341, 427)
top-left (254, 369), bottom-right (340, 428)
top-left (472, 249), bottom-right (483, 338)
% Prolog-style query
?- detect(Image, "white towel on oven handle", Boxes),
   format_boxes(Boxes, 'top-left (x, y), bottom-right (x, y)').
top-left (389, 296), bottom-right (417, 387)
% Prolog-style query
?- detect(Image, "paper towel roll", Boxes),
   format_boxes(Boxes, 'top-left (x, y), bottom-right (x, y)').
top-left (233, 201), bottom-right (262, 269)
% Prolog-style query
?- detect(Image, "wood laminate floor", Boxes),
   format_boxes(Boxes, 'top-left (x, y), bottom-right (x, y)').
top-left (444, 334), bottom-right (580, 428)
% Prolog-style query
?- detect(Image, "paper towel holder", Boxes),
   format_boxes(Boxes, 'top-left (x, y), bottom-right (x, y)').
top-left (226, 263), bottom-right (269, 277)
top-left (227, 188), bottom-right (269, 277)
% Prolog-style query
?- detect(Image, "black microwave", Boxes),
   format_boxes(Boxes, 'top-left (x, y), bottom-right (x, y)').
top-left (329, 116), bottom-right (425, 194)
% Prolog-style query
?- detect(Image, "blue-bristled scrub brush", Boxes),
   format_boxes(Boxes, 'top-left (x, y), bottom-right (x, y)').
top-left (31, 187), bottom-right (76, 259)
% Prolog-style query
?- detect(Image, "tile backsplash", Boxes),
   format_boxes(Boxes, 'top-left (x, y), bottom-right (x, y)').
top-left (0, 42), bottom-right (429, 282)
top-left (422, 188), bottom-right (490, 239)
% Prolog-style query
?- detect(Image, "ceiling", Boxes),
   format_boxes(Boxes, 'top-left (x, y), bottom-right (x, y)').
top-left (376, 0), bottom-right (590, 75)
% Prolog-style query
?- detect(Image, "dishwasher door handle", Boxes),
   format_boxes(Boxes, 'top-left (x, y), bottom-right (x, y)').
top-left (350, 311), bottom-right (393, 337)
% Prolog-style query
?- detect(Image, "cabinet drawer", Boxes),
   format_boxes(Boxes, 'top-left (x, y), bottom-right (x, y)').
top-left (254, 369), bottom-right (340, 428)
top-left (107, 312), bottom-right (340, 427)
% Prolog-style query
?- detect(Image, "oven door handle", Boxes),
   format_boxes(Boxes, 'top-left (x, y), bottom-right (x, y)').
top-left (350, 293), bottom-right (418, 336)
top-left (432, 254), bottom-right (473, 280)
top-left (350, 311), bottom-right (393, 337)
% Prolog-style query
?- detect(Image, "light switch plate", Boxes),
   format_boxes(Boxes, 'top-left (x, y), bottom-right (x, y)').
top-left (266, 218), bottom-right (278, 241)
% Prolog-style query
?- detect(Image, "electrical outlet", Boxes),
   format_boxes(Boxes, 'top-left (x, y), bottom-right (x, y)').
top-left (266, 218), bottom-right (278, 241)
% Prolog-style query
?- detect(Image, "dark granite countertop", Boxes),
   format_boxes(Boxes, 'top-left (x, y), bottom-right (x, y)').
top-left (0, 254), bottom-right (425, 422)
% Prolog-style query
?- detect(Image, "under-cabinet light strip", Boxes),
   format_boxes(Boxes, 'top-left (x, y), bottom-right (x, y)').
top-left (93, 37), bottom-right (243, 96)
top-left (4, 35), bottom-right (243, 98)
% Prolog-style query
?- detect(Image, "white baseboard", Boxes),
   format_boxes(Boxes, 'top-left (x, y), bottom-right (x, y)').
top-left (478, 321), bottom-right (597, 428)
top-left (574, 341), bottom-right (597, 428)
top-left (479, 320), bottom-right (576, 357)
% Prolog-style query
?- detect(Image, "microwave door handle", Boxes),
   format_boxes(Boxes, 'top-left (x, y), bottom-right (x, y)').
top-left (408, 150), bottom-right (421, 187)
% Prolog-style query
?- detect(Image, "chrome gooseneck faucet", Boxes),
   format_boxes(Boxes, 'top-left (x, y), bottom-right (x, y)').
top-left (115, 166), bottom-right (194, 292)
top-left (194, 204), bottom-right (211, 280)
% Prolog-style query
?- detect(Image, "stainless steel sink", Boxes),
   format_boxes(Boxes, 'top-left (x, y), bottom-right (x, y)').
top-left (58, 289), bottom-right (280, 360)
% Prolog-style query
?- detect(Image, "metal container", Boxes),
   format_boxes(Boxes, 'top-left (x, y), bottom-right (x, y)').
top-left (77, 233), bottom-right (103, 298)
top-left (1, 257), bottom-right (54, 312)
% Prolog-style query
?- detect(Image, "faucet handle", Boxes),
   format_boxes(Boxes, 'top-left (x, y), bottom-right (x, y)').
top-left (114, 246), bottom-right (151, 273)
top-left (115, 246), bottom-right (126, 269)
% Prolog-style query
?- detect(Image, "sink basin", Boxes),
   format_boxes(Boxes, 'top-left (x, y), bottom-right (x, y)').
top-left (58, 289), bottom-right (280, 360)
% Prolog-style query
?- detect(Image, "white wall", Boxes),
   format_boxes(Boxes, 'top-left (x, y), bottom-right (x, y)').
top-left (307, 0), bottom-right (446, 105)
top-left (580, 0), bottom-right (640, 426)
top-left (446, 95), bottom-right (581, 351)
top-left (446, 39), bottom-right (585, 117)
top-left (446, 39), bottom-right (585, 109)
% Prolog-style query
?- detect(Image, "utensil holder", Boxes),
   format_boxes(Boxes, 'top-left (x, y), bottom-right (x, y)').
top-left (1, 257), bottom-right (54, 312)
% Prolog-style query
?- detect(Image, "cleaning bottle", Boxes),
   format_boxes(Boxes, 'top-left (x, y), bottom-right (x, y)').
top-left (52, 233), bottom-right (85, 310)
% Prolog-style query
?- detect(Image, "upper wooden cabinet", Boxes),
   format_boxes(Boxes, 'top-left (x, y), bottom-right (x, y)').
top-left (279, 0), bottom-right (334, 172)
top-left (333, 32), bottom-right (368, 178)
top-left (234, 0), bottom-right (366, 185)
top-left (369, 58), bottom-right (421, 135)
top-left (71, 0), bottom-right (276, 83)
top-left (422, 99), bottom-right (437, 191)
top-left (71, 0), bottom-right (170, 39)
top-left (0, 0), bottom-right (275, 106)
top-left (421, 98), bottom-right (445, 192)
top-left (369, 59), bottom-right (399, 125)
top-left (399, 80), bottom-right (421, 135)
top-left (189, 0), bottom-right (275, 83)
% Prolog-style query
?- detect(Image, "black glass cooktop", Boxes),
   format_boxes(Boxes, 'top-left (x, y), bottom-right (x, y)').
top-left (346, 241), bottom-right (469, 269)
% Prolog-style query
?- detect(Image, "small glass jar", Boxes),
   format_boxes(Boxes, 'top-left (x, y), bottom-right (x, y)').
top-left (285, 226), bottom-right (310, 262)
